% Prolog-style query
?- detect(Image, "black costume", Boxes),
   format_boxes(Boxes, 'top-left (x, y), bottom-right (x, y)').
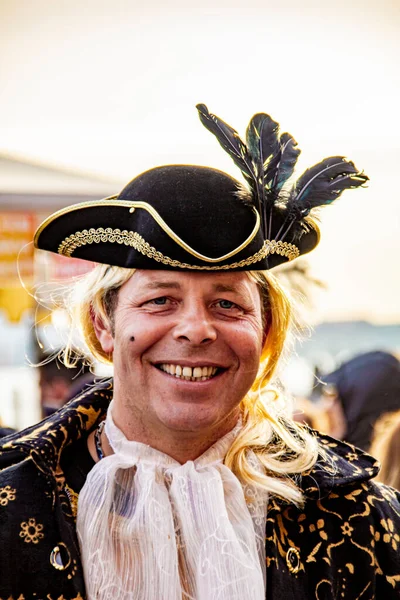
top-left (1, 105), bottom-right (380, 598)
top-left (0, 383), bottom-right (399, 599)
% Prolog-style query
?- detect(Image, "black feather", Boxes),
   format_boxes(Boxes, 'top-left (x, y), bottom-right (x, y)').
top-left (286, 156), bottom-right (368, 217)
top-left (196, 104), bottom-right (257, 193)
top-left (271, 133), bottom-right (301, 192)
top-left (246, 113), bottom-right (279, 179)
top-left (245, 113), bottom-right (280, 232)
top-left (245, 117), bottom-right (302, 237)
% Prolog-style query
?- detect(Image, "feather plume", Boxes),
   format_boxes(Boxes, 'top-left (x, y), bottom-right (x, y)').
top-left (245, 113), bottom-right (279, 183)
top-left (245, 113), bottom-right (280, 234)
top-left (196, 104), bottom-right (257, 192)
top-left (271, 133), bottom-right (301, 192)
top-left (197, 105), bottom-right (301, 237)
top-left (196, 104), bottom-right (368, 247)
top-left (197, 103), bottom-right (275, 235)
top-left (286, 156), bottom-right (369, 218)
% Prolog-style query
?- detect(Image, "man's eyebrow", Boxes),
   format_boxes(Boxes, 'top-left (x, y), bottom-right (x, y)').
top-left (142, 281), bottom-right (181, 290)
top-left (212, 284), bottom-right (241, 293)
top-left (140, 281), bottom-right (245, 293)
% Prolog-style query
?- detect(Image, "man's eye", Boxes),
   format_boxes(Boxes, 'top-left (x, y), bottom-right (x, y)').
top-left (217, 300), bottom-right (236, 309)
top-left (150, 297), bottom-right (168, 305)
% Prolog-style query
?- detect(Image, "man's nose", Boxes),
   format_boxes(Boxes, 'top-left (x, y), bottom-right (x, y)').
top-left (172, 303), bottom-right (217, 345)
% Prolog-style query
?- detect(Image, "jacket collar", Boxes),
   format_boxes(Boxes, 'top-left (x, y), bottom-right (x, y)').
top-left (300, 432), bottom-right (380, 497)
top-left (1, 379), bottom-right (112, 474)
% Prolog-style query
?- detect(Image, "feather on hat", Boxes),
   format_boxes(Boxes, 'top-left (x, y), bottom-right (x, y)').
top-left (196, 104), bottom-right (368, 246)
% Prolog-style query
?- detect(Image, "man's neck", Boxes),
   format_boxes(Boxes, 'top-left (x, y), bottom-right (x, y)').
top-left (102, 405), bottom-right (241, 464)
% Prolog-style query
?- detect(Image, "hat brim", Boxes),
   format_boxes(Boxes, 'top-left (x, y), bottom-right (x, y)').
top-left (34, 197), bottom-right (319, 271)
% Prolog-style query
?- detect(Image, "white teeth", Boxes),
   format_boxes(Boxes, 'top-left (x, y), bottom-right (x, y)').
top-left (158, 363), bottom-right (219, 380)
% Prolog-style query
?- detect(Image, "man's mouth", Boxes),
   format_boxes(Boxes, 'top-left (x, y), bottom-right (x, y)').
top-left (155, 363), bottom-right (222, 381)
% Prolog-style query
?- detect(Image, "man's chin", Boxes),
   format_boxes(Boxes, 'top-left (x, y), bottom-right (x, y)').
top-left (155, 402), bottom-right (241, 436)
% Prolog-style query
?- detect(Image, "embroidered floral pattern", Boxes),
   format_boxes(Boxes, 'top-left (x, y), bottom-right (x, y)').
top-left (19, 518), bottom-right (44, 544)
top-left (0, 485), bottom-right (16, 506)
top-left (381, 518), bottom-right (400, 551)
top-left (309, 518), bottom-right (328, 541)
top-left (370, 525), bottom-right (381, 547)
top-left (345, 452), bottom-right (358, 462)
top-left (341, 522), bottom-right (354, 536)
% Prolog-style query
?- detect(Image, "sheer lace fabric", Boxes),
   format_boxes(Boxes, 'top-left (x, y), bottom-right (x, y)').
top-left (77, 403), bottom-right (267, 599)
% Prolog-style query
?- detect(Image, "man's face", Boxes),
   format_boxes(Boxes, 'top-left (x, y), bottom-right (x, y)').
top-left (96, 269), bottom-right (264, 438)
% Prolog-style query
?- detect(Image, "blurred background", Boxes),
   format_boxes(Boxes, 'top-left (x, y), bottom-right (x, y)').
top-left (0, 0), bottom-right (399, 432)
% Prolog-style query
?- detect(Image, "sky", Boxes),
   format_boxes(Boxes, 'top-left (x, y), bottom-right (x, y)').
top-left (0, 0), bottom-right (399, 323)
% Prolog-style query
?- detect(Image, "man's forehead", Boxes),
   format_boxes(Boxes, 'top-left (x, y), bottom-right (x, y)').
top-left (130, 269), bottom-right (257, 292)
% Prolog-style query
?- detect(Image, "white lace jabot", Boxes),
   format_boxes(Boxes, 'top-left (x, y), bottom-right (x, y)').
top-left (77, 401), bottom-right (267, 600)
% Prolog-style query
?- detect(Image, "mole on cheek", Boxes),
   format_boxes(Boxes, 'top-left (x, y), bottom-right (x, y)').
top-left (130, 336), bottom-right (135, 342)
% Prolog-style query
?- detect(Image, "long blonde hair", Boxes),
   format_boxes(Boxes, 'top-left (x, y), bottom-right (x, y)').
top-left (64, 264), bottom-right (320, 505)
top-left (370, 410), bottom-right (400, 490)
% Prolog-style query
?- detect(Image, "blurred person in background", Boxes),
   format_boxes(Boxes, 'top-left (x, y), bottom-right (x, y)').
top-left (0, 104), bottom-right (399, 600)
top-left (321, 351), bottom-right (400, 451)
top-left (291, 396), bottom-right (330, 433)
top-left (39, 352), bottom-right (96, 417)
top-left (370, 409), bottom-right (400, 490)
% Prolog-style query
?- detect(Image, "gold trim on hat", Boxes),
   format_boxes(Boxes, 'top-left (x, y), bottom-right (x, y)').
top-left (57, 226), bottom-right (299, 268)
top-left (34, 197), bottom-right (261, 263)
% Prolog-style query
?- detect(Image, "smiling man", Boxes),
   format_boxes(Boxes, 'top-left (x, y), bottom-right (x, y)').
top-left (0, 105), bottom-right (399, 599)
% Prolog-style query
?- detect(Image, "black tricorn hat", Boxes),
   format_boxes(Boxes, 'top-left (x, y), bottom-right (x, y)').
top-left (34, 105), bottom-right (368, 271)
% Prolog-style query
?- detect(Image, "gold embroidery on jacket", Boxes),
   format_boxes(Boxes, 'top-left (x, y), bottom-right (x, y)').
top-left (0, 485), bottom-right (16, 506)
top-left (19, 518), bottom-right (44, 544)
top-left (65, 483), bottom-right (79, 519)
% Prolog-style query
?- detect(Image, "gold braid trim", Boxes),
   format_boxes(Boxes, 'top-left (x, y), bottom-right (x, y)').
top-left (64, 483), bottom-right (79, 519)
top-left (58, 227), bottom-right (299, 269)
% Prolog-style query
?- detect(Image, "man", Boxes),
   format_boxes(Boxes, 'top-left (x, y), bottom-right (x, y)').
top-left (0, 105), bottom-right (399, 599)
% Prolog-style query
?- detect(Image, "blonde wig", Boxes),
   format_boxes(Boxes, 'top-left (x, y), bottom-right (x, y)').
top-left (64, 264), bottom-right (320, 506)
top-left (370, 410), bottom-right (400, 491)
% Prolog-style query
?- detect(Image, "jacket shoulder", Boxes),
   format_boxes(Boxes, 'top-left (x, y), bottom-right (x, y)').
top-left (267, 476), bottom-right (400, 598)
top-left (266, 431), bottom-right (400, 598)
top-left (300, 432), bottom-right (380, 496)
top-left (0, 434), bottom-right (86, 596)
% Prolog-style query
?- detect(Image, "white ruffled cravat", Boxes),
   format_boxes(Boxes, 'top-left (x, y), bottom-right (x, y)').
top-left (77, 402), bottom-right (267, 600)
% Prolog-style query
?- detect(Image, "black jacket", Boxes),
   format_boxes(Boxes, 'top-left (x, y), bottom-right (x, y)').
top-left (0, 381), bottom-right (399, 599)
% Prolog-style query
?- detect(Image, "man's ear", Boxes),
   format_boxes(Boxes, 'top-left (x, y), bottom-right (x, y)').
top-left (92, 311), bottom-right (114, 355)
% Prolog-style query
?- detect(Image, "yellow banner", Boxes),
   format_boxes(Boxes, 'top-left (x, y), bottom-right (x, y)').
top-left (0, 212), bottom-right (36, 285)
